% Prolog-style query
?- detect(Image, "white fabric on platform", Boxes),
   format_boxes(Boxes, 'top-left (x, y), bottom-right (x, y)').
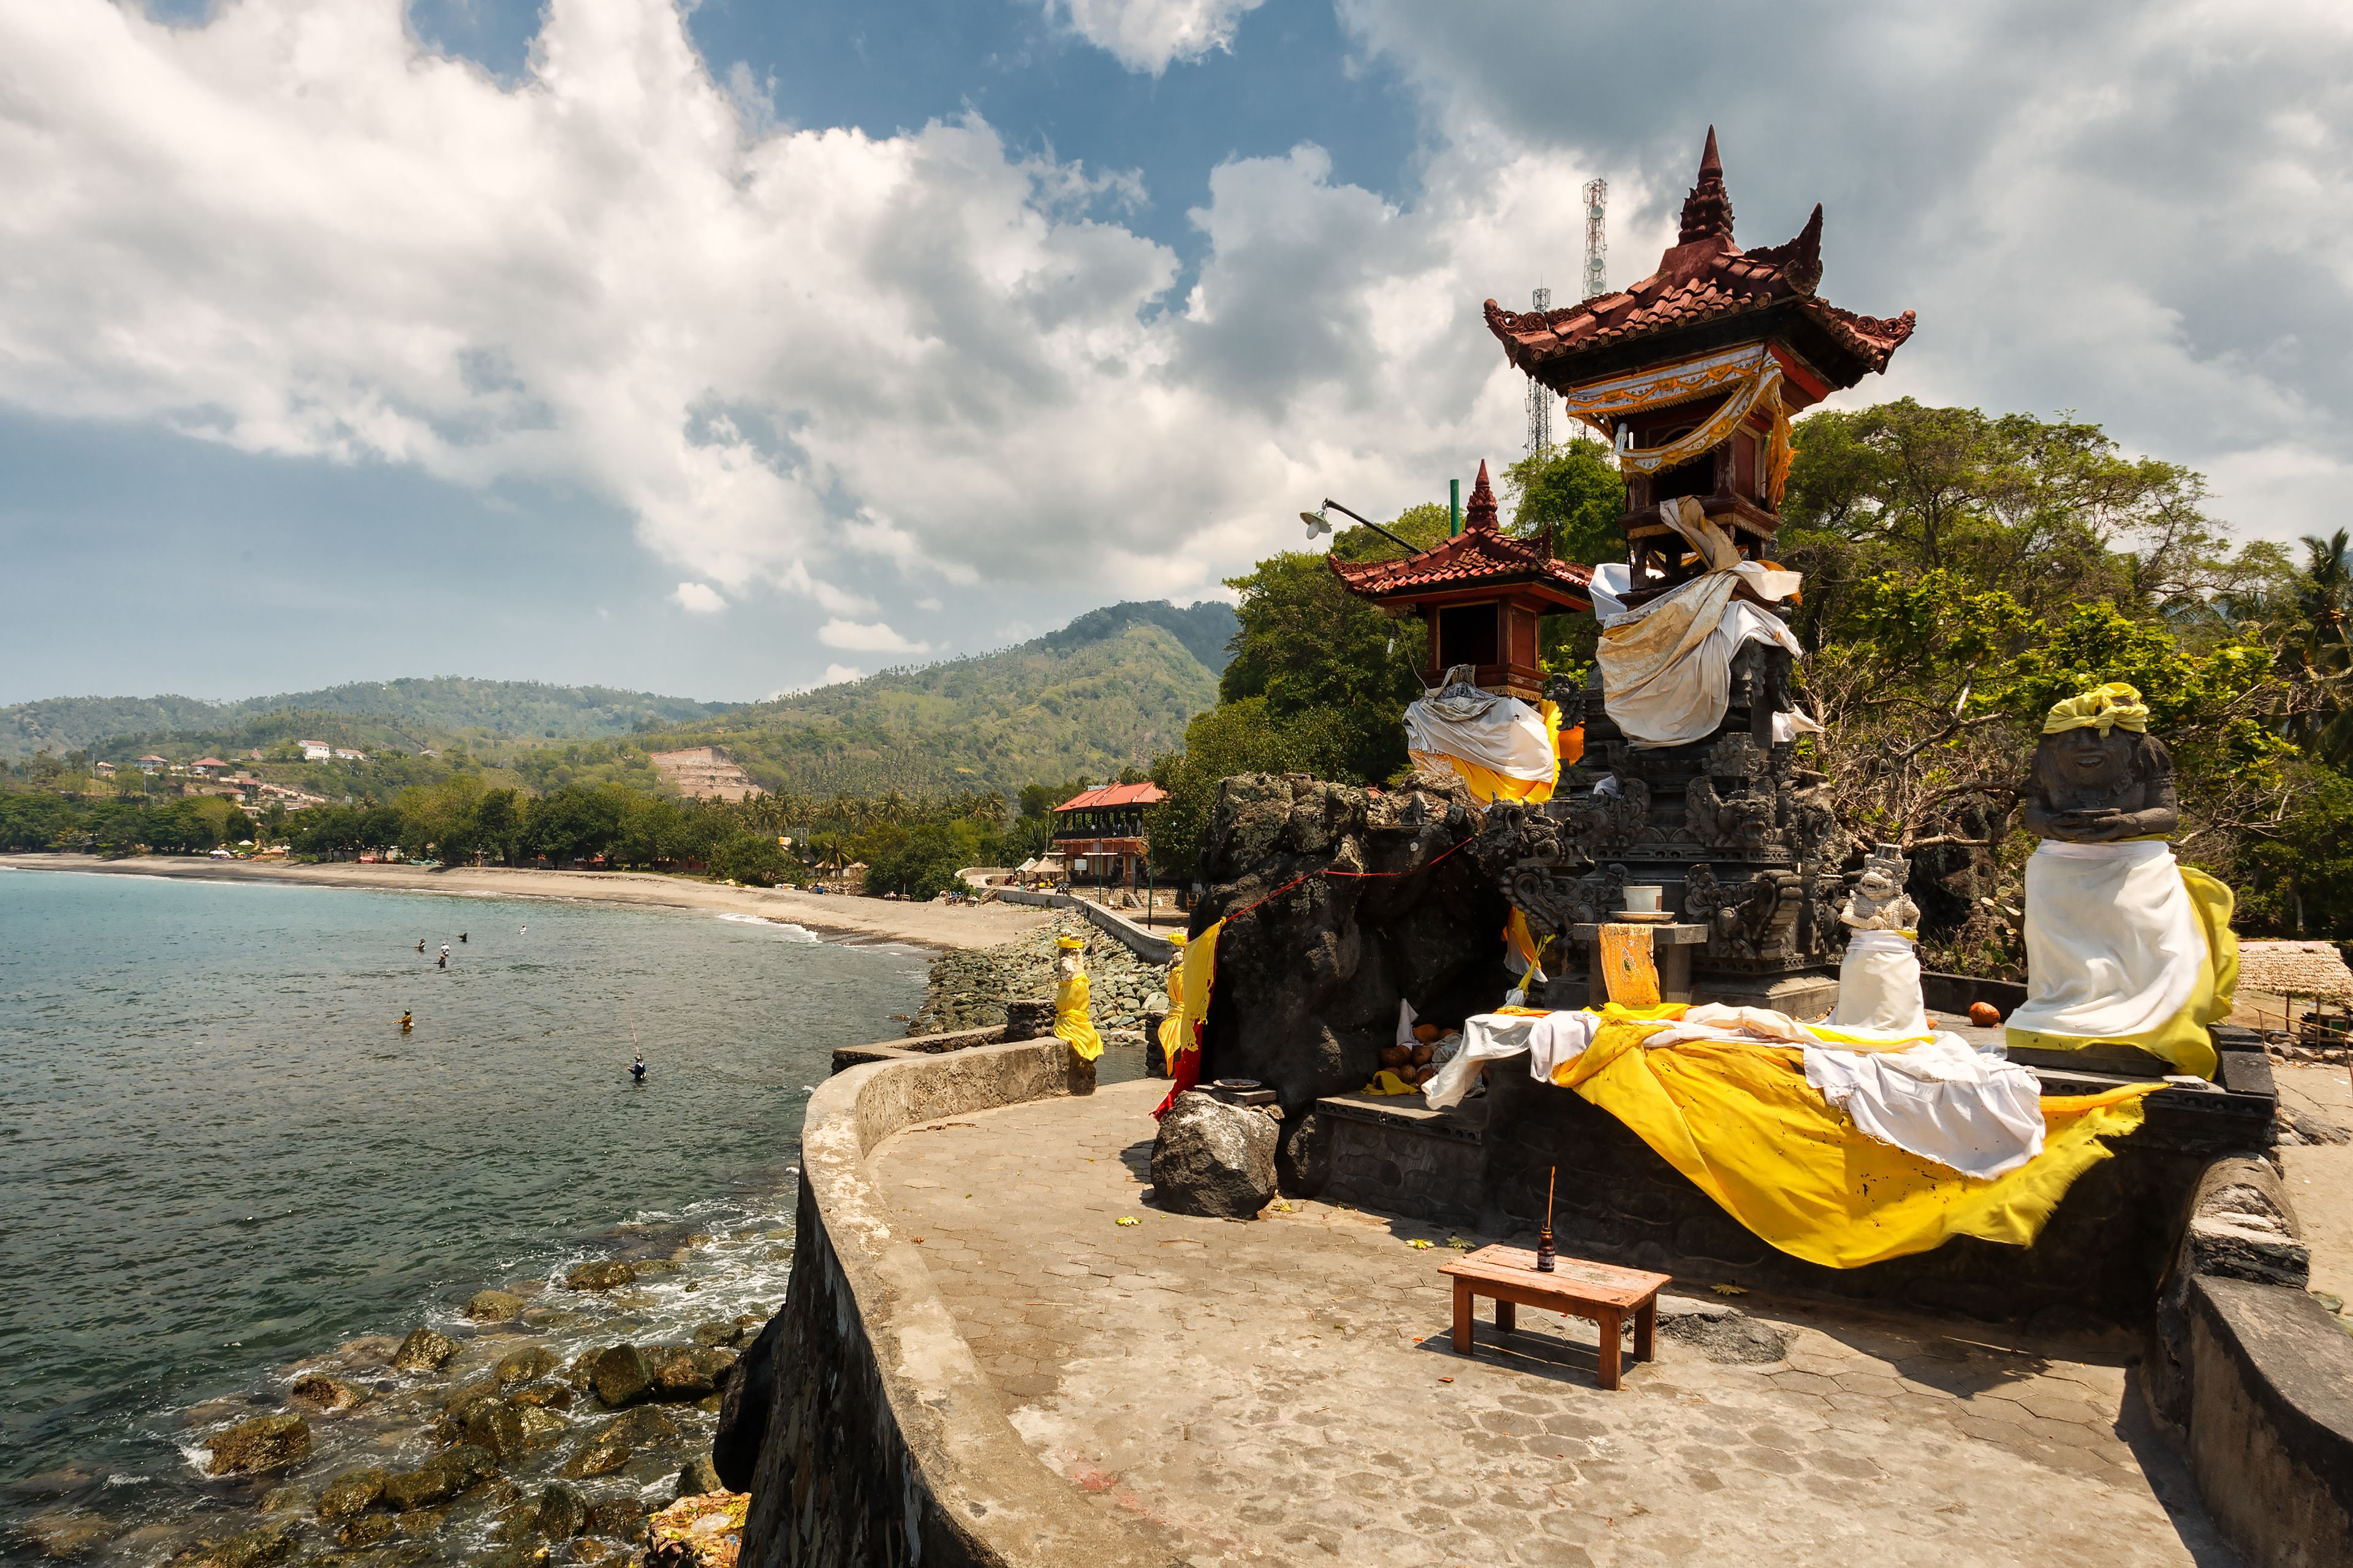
top-left (1803, 1036), bottom-right (2047, 1180)
top-left (1403, 687), bottom-right (1555, 785)
top-left (1833, 929), bottom-right (1930, 1036)
top-left (1425, 1002), bottom-right (2044, 1177)
top-left (1593, 501), bottom-right (1811, 748)
top-left (1422, 1011), bottom-right (1602, 1110)
top-left (2007, 839), bottom-right (2205, 1044)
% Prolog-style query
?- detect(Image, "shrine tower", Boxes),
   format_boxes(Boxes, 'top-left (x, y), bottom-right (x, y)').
top-left (1485, 127), bottom-right (1914, 604)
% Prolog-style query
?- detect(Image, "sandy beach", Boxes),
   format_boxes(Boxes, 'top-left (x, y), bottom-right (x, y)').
top-left (0, 854), bottom-right (1055, 951)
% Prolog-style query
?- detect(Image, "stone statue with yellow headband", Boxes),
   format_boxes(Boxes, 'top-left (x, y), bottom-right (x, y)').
top-left (2004, 683), bottom-right (2238, 1078)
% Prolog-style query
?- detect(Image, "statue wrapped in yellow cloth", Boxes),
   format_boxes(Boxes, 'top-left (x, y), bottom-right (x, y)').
top-left (2004, 683), bottom-right (2237, 1078)
top-left (1051, 933), bottom-right (1104, 1061)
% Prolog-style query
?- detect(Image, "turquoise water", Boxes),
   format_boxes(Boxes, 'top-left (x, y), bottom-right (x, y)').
top-left (0, 866), bottom-right (928, 1545)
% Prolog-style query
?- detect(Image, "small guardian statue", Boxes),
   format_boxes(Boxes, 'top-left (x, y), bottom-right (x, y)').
top-left (1829, 844), bottom-right (1927, 1035)
top-left (2004, 683), bottom-right (2238, 1078)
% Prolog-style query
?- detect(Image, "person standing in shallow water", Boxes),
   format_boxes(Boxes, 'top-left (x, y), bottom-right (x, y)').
top-left (630, 1051), bottom-right (647, 1085)
top-left (398, 1011), bottom-right (412, 1034)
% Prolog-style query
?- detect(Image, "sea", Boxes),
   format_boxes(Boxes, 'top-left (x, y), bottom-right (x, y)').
top-left (0, 865), bottom-right (1092, 1558)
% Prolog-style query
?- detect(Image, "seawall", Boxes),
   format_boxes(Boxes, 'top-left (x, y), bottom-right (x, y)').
top-left (739, 1036), bottom-right (1172, 1568)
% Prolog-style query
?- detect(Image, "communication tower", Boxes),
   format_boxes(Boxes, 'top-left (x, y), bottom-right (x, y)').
top-left (1523, 286), bottom-right (1553, 460)
top-left (1583, 177), bottom-right (1608, 300)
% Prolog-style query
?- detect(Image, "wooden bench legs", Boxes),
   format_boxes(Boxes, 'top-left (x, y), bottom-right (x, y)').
top-left (1450, 1286), bottom-right (1660, 1392)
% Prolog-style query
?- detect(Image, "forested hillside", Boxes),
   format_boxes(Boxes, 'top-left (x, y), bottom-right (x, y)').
top-left (645, 601), bottom-right (1236, 797)
top-left (0, 678), bottom-right (730, 760)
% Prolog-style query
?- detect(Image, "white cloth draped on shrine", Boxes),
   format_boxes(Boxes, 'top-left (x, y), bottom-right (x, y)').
top-left (1832, 929), bottom-right (1929, 1036)
top-left (1423, 1003), bottom-right (2046, 1179)
top-left (1591, 499), bottom-right (1819, 749)
top-left (1402, 678), bottom-right (1556, 793)
top-left (2005, 838), bottom-right (2209, 1050)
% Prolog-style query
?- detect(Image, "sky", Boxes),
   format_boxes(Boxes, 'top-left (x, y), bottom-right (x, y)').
top-left (2, 0), bottom-right (2349, 705)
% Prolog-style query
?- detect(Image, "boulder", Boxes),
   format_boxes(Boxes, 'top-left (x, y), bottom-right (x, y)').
top-left (314, 1468), bottom-right (388, 1521)
top-left (532, 1481), bottom-right (589, 1540)
top-left (673, 1455), bottom-right (724, 1501)
top-left (287, 1374), bottom-right (368, 1414)
top-left (585, 1343), bottom-right (653, 1408)
top-left (584, 1495), bottom-right (648, 1544)
top-left (205, 1414), bottom-right (311, 1477)
top-left (17, 1509), bottom-right (118, 1559)
top-left (711, 1312), bottom-right (782, 1491)
top-left (561, 1406), bottom-right (680, 1480)
top-left (392, 1327), bottom-right (459, 1373)
top-left (335, 1515), bottom-right (396, 1548)
top-left (646, 1345), bottom-right (737, 1401)
top-left (458, 1403), bottom-right (529, 1460)
top-left (380, 1444), bottom-right (498, 1511)
top-left (689, 1319), bottom-right (741, 1348)
top-left (175, 1525), bottom-right (293, 1568)
top-left (465, 1290), bottom-right (528, 1324)
top-left (493, 1346), bottom-right (559, 1387)
top-left (1149, 1091), bottom-right (1277, 1219)
top-left (564, 1260), bottom-right (636, 1292)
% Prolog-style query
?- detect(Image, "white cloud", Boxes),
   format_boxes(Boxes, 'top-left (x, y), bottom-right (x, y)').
top-left (822, 663), bottom-right (865, 686)
top-left (671, 581), bottom-right (725, 614)
top-left (1045, 0), bottom-right (1266, 74)
top-left (818, 619), bottom-right (930, 653)
top-left (1, 0), bottom-right (2346, 645)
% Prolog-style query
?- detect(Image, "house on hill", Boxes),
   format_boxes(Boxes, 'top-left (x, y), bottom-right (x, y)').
top-left (1051, 781), bottom-right (1165, 888)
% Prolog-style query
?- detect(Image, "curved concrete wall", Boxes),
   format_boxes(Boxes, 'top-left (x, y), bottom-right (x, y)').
top-left (740, 1039), bottom-right (1173, 1568)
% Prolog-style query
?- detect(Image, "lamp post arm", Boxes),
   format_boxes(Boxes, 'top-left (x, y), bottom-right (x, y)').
top-left (1322, 498), bottom-right (1427, 557)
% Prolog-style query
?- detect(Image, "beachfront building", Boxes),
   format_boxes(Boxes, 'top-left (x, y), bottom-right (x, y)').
top-left (1049, 781), bottom-right (1165, 889)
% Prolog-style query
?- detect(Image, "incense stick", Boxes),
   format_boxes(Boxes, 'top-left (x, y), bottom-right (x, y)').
top-left (1545, 1165), bottom-right (1556, 1231)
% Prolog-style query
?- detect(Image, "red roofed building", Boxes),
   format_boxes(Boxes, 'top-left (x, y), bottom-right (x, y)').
top-left (1329, 461), bottom-right (1593, 702)
top-left (1482, 127), bottom-right (1914, 605)
top-left (189, 757), bottom-right (231, 776)
top-left (1051, 781), bottom-right (1167, 888)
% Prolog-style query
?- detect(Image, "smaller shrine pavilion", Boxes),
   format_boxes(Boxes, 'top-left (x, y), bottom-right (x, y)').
top-left (1327, 462), bottom-right (1592, 702)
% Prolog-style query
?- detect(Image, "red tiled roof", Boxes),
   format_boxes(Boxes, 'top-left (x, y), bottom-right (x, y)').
top-left (192, 757), bottom-right (230, 768)
top-left (1329, 463), bottom-right (1593, 605)
top-left (1485, 127), bottom-right (1915, 392)
top-left (1054, 782), bottom-right (1167, 812)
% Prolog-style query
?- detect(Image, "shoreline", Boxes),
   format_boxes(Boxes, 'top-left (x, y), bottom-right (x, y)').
top-left (0, 853), bottom-right (1054, 952)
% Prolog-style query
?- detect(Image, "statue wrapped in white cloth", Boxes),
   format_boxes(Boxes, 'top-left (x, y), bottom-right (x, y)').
top-left (1831, 844), bottom-right (1927, 1036)
top-left (2004, 683), bottom-right (2238, 1080)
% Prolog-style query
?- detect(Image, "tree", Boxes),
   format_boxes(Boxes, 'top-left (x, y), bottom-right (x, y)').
top-left (1216, 551), bottom-right (1426, 785)
top-left (1502, 438), bottom-right (1626, 567)
top-left (1145, 698), bottom-right (1353, 881)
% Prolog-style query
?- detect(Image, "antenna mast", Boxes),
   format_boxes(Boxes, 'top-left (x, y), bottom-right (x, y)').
top-left (1583, 177), bottom-right (1608, 300)
top-left (1523, 285), bottom-right (1553, 460)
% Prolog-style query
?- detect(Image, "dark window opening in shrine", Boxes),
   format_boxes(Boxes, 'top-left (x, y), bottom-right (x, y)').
top-left (1437, 603), bottom-right (1499, 669)
top-left (1653, 453), bottom-right (1715, 504)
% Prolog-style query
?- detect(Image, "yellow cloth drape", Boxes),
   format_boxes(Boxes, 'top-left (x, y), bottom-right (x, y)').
top-left (1420, 700), bottom-right (1563, 805)
top-left (1054, 972), bottom-right (1103, 1061)
top-left (1361, 1069), bottom-right (1420, 1096)
top-left (2042, 682), bottom-right (2150, 735)
top-left (2007, 865), bottom-right (2238, 1080)
top-left (1598, 923), bottom-right (1661, 1007)
top-left (1157, 920), bottom-right (1223, 1075)
top-left (1552, 1018), bottom-right (2161, 1268)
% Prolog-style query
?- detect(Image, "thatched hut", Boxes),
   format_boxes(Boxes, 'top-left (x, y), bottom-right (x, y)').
top-left (2234, 939), bottom-right (2353, 1038)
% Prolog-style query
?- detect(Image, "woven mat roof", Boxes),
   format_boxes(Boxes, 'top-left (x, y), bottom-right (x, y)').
top-left (2235, 940), bottom-right (2353, 1001)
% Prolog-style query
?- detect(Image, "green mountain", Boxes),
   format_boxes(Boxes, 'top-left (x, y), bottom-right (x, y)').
top-left (0, 678), bottom-right (732, 760)
top-left (648, 600), bottom-right (1237, 797)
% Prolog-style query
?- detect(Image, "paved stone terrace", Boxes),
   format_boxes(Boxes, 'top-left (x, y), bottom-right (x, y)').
top-left (874, 1081), bottom-right (2242, 1568)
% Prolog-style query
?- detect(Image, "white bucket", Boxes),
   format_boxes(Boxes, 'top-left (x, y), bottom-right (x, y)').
top-left (1623, 885), bottom-right (1663, 914)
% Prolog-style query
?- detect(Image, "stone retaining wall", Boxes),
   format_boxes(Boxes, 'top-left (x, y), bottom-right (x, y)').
top-left (990, 888), bottom-right (1177, 964)
top-left (739, 1037), bottom-right (1172, 1568)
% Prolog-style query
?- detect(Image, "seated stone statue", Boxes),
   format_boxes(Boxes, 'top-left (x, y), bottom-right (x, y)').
top-left (2004, 683), bottom-right (2238, 1078)
top-left (1830, 844), bottom-right (1927, 1035)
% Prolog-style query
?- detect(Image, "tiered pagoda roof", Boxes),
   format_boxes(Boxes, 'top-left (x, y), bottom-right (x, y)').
top-left (1484, 128), bottom-right (1915, 394)
top-left (1328, 463), bottom-right (1591, 608)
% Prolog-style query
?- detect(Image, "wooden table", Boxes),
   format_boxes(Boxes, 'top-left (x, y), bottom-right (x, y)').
top-left (1438, 1245), bottom-right (1672, 1390)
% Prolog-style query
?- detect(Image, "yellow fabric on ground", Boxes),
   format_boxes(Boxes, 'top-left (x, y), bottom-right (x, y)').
top-left (1158, 920), bottom-right (1222, 1075)
top-left (1054, 972), bottom-right (1103, 1061)
top-left (1548, 1021), bottom-right (2161, 1268)
top-left (1362, 1069), bottom-right (1419, 1096)
top-left (2008, 865), bottom-right (2238, 1081)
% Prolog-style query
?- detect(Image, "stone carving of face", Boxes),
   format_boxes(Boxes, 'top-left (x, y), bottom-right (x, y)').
top-left (2054, 729), bottom-right (2134, 792)
top-left (1855, 865), bottom-right (1900, 902)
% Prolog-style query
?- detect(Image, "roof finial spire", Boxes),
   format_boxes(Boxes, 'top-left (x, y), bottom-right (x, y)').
top-left (1678, 125), bottom-right (1734, 245)
top-left (1465, 460), bottom-right (1499, 532)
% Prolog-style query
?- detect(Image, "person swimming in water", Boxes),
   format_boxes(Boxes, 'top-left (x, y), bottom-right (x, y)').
top-left (399, 1011), bottom-right (413, 1034)
top-left (416, 939), bottom-right (426, 953)
top-left (437, 947), bottom-right (449, 970)
top-left (458, 932), bottom-right (468, 943)
top-left (629, 1051), bottom-right (647, 1084)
